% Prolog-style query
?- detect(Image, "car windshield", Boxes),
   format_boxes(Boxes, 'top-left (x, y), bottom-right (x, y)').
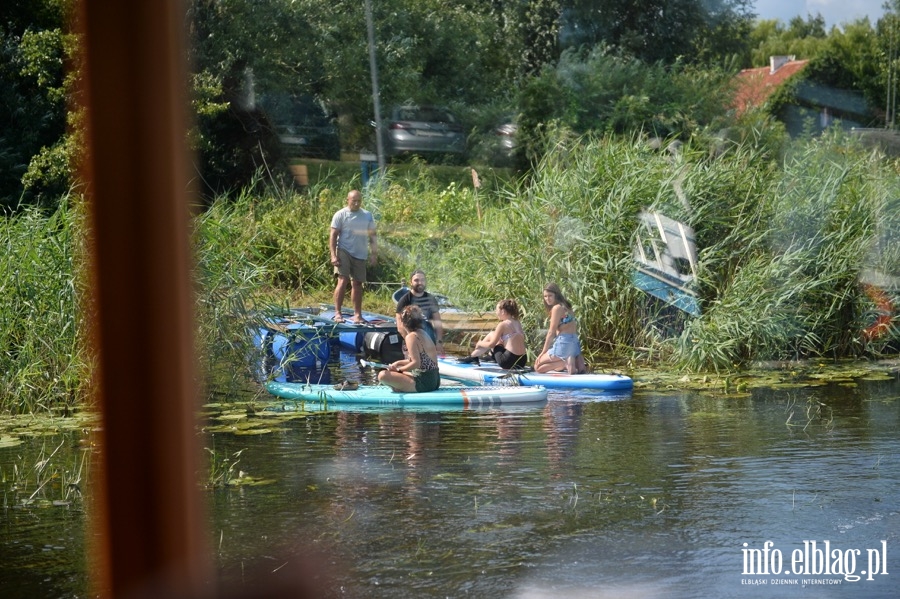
top-left (261, 95), bottom-right (331, 127)
top-left (395, 107), bottom-right (457, 123)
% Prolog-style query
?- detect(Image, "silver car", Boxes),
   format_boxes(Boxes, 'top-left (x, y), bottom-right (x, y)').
top-left (383, 105), bottom-right (466, 158)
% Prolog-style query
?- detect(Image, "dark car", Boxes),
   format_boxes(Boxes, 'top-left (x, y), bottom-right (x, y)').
top-left (259, 94), bottom-right (340, 161)
top-left (383, 105), bottom-right (466, 159)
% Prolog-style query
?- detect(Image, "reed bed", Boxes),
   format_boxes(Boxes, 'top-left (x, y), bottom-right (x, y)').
top-left (413, 130), bottom-right (900, 371)
top-left (0, 198), bottom-right (90, 413)
top-left (678, 133), bottom-right (897, 369)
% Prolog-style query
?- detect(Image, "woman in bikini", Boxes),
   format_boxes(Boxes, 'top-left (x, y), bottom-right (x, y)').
top-left (458, 299), bottom-right (527, 369)
top-left (534, 283), bottom-right (587, 374)
top-left (378, 305), bottom-right (440, 392)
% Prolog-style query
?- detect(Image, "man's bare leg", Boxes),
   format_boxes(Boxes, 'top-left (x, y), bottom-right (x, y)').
top-left (333, 276), bottom-right (349, 320)
top-left (350, 279), bottom-right (365, 322)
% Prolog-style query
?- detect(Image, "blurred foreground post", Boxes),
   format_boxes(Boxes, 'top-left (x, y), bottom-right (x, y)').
top-left (77, 1), bottom-right (210, 597)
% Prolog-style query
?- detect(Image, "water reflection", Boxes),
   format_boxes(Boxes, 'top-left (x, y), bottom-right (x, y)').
top-left (1, 367), bottom-right (898, 598)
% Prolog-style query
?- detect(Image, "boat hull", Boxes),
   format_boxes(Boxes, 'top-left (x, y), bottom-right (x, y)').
top-left (308, 307), bottom-right (403, 360)
top-left (438, 358), bottom-right (633, 391)
top-left (251, 307), bottom-right (402, 379)
top-left (252, 321), bottom-right (332, 370)
top-left (266, 382), bottom-right (549, 405)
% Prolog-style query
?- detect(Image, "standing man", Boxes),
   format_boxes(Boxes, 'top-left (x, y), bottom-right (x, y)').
top-left (395, 269), bottom-right (444, 348)
top-left (330, 189), bottom-right (377, 324)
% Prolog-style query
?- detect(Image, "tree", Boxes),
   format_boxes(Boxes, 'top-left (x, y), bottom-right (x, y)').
top-left (560, 0), bottom-right (755, 65)
top-left (877, 7), bottom-right (900, 126)
top-left (0, 0), bottom-right (75, 211)
top-left (185, 0), bottom-right (528, 174)
top-left (748, 14), bottom-right (831, 67)
top-left (517, 45), bottom-right (736, 166)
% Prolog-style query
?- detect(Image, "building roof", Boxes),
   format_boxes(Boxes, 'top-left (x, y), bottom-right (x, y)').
top-left (733, 58), bottom-right (809, 116)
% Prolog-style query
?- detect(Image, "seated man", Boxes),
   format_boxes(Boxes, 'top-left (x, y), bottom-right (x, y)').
top-left (395, 269), bottom-right (444, 347)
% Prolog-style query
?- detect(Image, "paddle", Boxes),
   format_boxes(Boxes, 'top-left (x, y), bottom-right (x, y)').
top-left (359, 358), bottom-right (389, 370)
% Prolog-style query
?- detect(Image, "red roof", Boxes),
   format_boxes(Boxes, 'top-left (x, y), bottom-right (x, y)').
top-left (733, 60), bottom-right (809, 116)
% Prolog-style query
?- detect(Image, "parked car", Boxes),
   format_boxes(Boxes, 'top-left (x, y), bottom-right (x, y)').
top-left (470, 116), bottom-right (518, 168)
top-left (383, 105), bottom-right (466, 160)
top-left (258, 94), bottom-right (340, 161)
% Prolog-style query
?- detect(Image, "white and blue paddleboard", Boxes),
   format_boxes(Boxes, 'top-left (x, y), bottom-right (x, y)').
top-left (438, 357), bottom-right (633, 391)
top-left (266, 381), bottom-right (549, 406)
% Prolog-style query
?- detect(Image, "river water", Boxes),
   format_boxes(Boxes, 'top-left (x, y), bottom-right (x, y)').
top-left (1, 357), bottom-right (898, 598)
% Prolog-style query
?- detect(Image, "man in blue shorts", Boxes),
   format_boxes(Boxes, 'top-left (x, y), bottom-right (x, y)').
top-left (330, 189), bottom-right (377, 323)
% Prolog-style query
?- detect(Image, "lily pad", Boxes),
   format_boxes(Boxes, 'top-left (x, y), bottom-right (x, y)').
top-left (216, 412), bottom-right (248, 422)
top-left (858, 373), bottom-right (896, 381)
top-left (232, 428), bottom-right (279, 436)
top-left (225, 475), bottom-right (277, 487)
top-left (201, 425), bottom-right (239, 434)
top-left (0, 435), bottom-right (22, 448)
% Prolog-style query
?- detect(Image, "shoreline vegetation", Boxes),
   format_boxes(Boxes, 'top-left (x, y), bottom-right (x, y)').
top-left (2, 129), bottom-right (899, 415)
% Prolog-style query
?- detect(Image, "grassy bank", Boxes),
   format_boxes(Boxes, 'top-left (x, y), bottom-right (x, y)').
top-left (2, 128), bottom-right (899, 412)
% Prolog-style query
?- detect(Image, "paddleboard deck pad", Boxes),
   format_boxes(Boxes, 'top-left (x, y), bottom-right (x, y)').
top-left (266, 381), bottom-right (549, 406)
top-left (438, 357), bottom-right (633, 391)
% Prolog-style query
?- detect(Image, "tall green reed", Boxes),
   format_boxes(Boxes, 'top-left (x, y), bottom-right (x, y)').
top-left (410, 128), bottom-right (899, 371)
top-left (677, 131), bottom-right (896, 369)
top-left (431, 134), bottom-right (663, 359)
top-left (0, 197), bottom-right (89, 413)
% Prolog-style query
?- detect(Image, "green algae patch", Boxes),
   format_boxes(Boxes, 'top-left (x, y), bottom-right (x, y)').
top-left (626, 359), bottom-right (900, 395)
top-left (200, 400), bottom-right (330, 436)
top-left (0, 413), bottom-right (94, 438)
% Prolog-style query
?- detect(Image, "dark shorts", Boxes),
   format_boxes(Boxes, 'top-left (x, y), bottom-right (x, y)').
top-left (493, 345), bottom-right (527, 370)
top-left (414, 368), bottom-right (440, 392)
top-left (334, 248), bottom-right (367, 282)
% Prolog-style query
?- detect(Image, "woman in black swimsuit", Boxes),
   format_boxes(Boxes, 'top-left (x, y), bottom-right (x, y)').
top-left (378, 305), bottom-right (440, 392)
top-left (458, 299), bottom-right (527, 369)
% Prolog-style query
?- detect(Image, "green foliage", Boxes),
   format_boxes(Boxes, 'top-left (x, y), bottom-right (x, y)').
top-left (0, 197), bottom-right (90, 412)
top-left (204, 447), bottom-right (245, 488)
top-left (517, 47), bottom-right (737, 163)
top-left (748, 15), bottom-right (830, 67)
top-left (371, 167), bottom-right (478, 228)
top-left (194, 178), bottom-right (380, 392)
top-left (2, 125), bottom-right (900, 416)
top-left (562, 0), bottom-right (755, 65)
top-left (675, 131), bottom-right (894, 369)
top-left (0, 1), bottom-right (75, 210)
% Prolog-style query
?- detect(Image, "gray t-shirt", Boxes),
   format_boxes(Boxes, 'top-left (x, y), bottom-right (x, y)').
top-left (395, 291), bottom-right (440, 321)
top-left (331, 207), bottom-right (375, 260)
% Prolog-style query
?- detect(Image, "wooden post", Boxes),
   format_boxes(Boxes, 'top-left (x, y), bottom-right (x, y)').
top-left (76, 1), bottom-right (210, 597)
top-left (290, 164), bottom-right (309, 186)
